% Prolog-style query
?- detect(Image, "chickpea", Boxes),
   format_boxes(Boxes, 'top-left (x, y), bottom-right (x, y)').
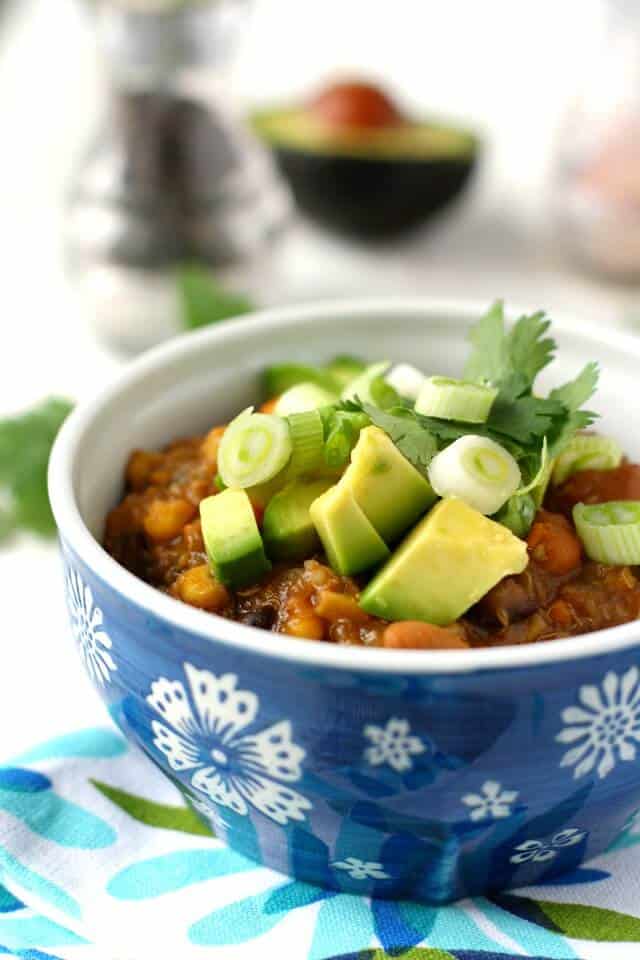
top-left (200, 426), bottom-right (226, 464)
top-left (143, 498), bottom-right (196, 544)
top-left (126, 450), bottom-right (161, 491)
top-left (176, 564), bottom-right (230, 611)
top-left (284, 616), bottom-right (325, 641)
top-left (315, 591), bottom-right (370, 624)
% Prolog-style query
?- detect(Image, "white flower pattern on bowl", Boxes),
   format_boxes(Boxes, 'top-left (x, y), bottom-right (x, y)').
top-left (461, 780), bottom-right (519, 821)
top-left (146, 663), bottom-right (311, 826)
top-left (510, 828), bottom-right (586, 864)
top-left (557, 667), bottom-right (640, 779)
top-left (332, 857), bottom-right (390, 880)
top-left (66, 569), bottom-right (116, 686)
top-left (363, 717), bottom-right (425, 773)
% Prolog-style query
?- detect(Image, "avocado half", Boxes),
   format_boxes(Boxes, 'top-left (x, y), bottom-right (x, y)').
top-left (252, 108), bottom-right (479, 240)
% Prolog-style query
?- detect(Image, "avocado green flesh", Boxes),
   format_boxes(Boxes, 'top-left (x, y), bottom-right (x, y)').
top-left (310, 483), bottom-right (390, 576)
top-left (252, 108), bottom-right (476, 160)
top-left (360, 497), bottom-right (528, 625)
top-left (200, 490), bottom-right (271, 589)
top-left (345, 426), bottom-right (436, 544)
top-left (263, 479), bottom-right (333, 561)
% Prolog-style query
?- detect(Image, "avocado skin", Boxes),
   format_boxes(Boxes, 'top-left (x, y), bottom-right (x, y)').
top-left (271, 147), bottom-right (476, 239)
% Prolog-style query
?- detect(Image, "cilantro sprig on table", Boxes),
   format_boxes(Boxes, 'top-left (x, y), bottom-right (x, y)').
top-left (318, 301), bottom-right (599, 484)
top-left (0, 397), bottom-right (74, 542)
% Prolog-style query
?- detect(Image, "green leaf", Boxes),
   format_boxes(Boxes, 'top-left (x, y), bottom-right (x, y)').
top-left (489, 396), bottom-right (565, 445)
top-left (508, 312), bottom-right (555, 378)
top-left (537, 900), bottom-right (640, 941)
top-left (361, 404), bottom-right (437, 477)
top-left (464, 300), bottom-right (509, 387)
top-left (0, 506), bottom-right (16, 543)
top-left (0, 396), bottom-right (74, 540)
top-left (493, 893), bottom-right (640, 941)
top-left (549, 361), bottom-right (599, 413)
top-left (90, 779), bottom-right (214, 837)
top-left (547, 362), bottom-right (600, 456)
top-left (325, 951), bottom-right (455, 960)
top-left (465, 303), bottom-right (556, 403)
top-left (177, 263), bottom-right (253, 331)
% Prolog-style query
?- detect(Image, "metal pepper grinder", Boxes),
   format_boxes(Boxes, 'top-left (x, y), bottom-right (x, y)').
top-left (67, 0), bottom-right (289, 353)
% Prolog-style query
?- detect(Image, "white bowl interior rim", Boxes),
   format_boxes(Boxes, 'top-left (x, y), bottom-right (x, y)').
top-left (49, 296), bottom-right (640, 675)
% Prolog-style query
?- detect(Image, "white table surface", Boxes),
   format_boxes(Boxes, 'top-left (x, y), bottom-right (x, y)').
top-left (1, 0), bottom-right (640, 758)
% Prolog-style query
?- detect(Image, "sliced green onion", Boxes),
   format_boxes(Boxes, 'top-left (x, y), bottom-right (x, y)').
top-left (287, 409), bottom-right (325, 476)
top-left (574, 501), bottom-right (640, 565)
top-left (415, 377), bottom-right (498, 423)
top-left (218, 409), bottom-right (292, 489)
top-left (494, 493), bottom-right (536, 538)
top-left (325, 355), bottom-right (366, 388)
top-left (428, 435), bottom-right (521, 515)
top-left (264, 363), bottom-right (340, 397)
top-left (385, 363), bottom-right (427, 401)
top-left (517, 438), bottom-right (549, 496)
top-left (341, 362), bottom-right (390, 404)
top-left (552, 434), bottom-right (623, 486)
top-left (322, 408), bottom-right (371, 469)
top-left (274, 382), bottom-right (338, 416)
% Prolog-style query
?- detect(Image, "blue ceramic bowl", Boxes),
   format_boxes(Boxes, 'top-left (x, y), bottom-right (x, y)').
top-left (49, 299), bottom-right (640, 903)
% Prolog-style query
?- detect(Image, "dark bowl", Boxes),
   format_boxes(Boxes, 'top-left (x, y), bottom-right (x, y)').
top-left (271, 146), bottom-right (477, 240)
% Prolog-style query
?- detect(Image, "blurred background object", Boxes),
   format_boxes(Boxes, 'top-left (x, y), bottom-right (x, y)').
top-left (553, 0), bottom-right (640, 282)
top-left (67, 0), bottom-right (288, 351)
top-left (252, 78), bottom-right (478, 239)
top-left (2, 0), bottom-right (640, 366)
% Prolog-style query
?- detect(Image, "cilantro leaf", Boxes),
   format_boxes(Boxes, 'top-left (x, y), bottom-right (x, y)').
top-left (0, 397), bottom-right (73, 541)
top-left (361, 404), bottom-right (437, 477)
top-left (549, 361), bottom-right (599, 413)
top-left (547, 362), bottom-right (600, 456)
top-left (488, 396), bottom-right (565, 445)
top-left (465, 301), bottom-right (556, 402)
top-left (503, 311), bottom-right (555, 401)
top-left (177, 264), bottom-right (253, 331)
top-left (464, 300), bottom-right (509, 387)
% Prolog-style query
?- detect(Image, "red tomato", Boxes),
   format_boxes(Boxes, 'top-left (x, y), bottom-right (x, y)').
top-left (308, 80), bottom-right (406, 130)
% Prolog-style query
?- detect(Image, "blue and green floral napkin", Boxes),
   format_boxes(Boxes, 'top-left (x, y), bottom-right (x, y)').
top-left (0, 727), bottom-right (639, 960)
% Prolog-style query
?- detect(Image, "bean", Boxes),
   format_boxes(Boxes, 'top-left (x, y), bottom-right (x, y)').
top-left (382, 621), bottom-right (470, 650)
top-left (241, 606), bottom-right (277, 630)
top-left (527, 511), bottom-right (582, 575)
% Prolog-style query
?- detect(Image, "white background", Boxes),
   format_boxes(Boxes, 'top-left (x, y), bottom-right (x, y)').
top-left (1, 0), bottom-right (640, 754)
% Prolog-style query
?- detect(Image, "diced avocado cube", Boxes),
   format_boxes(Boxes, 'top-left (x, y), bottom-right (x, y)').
top-left (344, 426), bottom-right (436, 543)
top-left (263, 478), bottom-right (334, 561)
top-left (360, 497), bottom-right (528, 625)
top-left (200, 490), bottom-right (271, 589)
top-left (310, 482), bottom-right (390, 576)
